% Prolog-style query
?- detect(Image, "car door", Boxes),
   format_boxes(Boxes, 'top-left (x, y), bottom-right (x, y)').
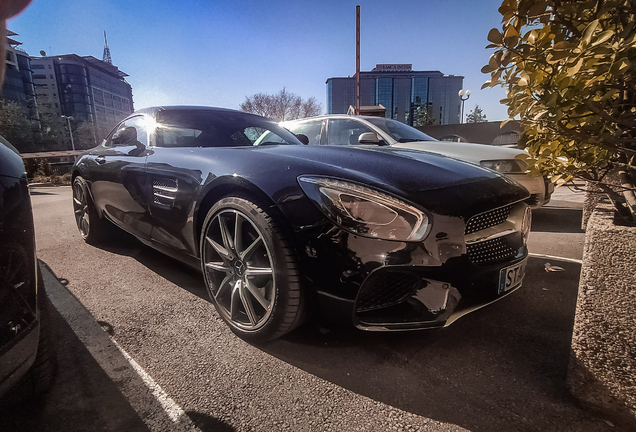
top-left (325, 118), bottom-right (377, 145)
top-left (89, 115), bottom-right (153, 240)
top-left (284, 119), bottom-right (325, 145)
top-left (143, 111), bottom-right (216, 257)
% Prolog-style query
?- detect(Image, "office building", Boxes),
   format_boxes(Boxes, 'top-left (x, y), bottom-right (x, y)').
top-left (30, 54), bottom-right (134, 141)
top-left (2, 30), bottom-right (37, 118)
top-left (326, 64), bottom-right (464, 125)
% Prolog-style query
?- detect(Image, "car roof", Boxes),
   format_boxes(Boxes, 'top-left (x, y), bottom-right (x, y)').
top-left (133, 106), bottom-right (262, 118)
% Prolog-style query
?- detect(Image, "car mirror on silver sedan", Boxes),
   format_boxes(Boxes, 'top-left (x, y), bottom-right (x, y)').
top-left (358, 132), bottom-right (380, 144)
top-left (295, 133), bottom-right (309, 145)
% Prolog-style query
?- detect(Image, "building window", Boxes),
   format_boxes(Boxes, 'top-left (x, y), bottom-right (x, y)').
top-left (32, 74), bottom-right (46, 79)
top-left (376, 78), bottom-right (393, 118)
top-left (32, 64), bottom-right (45, 69)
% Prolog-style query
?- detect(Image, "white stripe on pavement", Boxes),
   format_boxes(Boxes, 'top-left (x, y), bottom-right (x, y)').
top-left (41, 263), bottom-right (202, 432)
top-left (528, 253), bottom-right (583, 264)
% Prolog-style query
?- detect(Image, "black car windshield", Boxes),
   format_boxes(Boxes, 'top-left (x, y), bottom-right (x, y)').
top-left (366, 117), bottom-right (437, 143)
top-left (154, 109), bottom-right (302, 148)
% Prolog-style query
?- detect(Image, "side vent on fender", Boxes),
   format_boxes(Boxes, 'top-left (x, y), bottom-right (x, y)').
top-left (153, 178), bottom-right (178, 208)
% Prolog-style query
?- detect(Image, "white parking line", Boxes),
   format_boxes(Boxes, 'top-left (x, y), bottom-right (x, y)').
top-left (41, 263), bottom-right (202, 432)
top-left (109, 337), bottom-right (192, 424)
top-left (528, 253), bottom-right (583, 264)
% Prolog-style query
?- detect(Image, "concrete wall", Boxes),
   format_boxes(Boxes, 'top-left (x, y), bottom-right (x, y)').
top-left (568, 201), bottom-right (636, 427)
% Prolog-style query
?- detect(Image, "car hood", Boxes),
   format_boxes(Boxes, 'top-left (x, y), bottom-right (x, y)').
top-left (262, 144), bottom-right (498, 190)
top-left (390, 141), bottom-right (526, 165)
top-left (252, 144), bottom-right (529, 217)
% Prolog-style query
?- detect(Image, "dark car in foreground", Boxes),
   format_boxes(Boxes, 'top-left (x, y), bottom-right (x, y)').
top-left (0, 136), bottom-right (55, 405)
top-left (72, 106), bottom-right (532, 341)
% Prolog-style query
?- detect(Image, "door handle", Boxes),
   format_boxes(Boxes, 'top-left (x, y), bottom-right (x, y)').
top-left (96, 155), bottom-right (106, 165)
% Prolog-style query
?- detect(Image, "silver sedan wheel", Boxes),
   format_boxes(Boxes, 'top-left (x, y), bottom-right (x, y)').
top-left (73, 178), bottom-right (90, 239)
top-left (202, 209), bottom-right (275, 331)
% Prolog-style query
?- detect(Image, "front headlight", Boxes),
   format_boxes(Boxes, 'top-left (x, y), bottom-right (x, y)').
top-left (480, 159), bottom-right (526, 174)
top-left (298, 176), bottom-right (430, 242)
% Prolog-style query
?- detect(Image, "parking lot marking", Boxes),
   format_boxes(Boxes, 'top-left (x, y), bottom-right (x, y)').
top-left (109, 337), bottom-right (198, 426)
top-left (528, 253), bottom-right (582, 264)
top-left (41, 263), bottom-right (202, 432)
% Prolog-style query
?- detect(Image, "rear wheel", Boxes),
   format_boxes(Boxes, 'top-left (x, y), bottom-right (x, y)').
top-left (72, 176), bottom-right (105, 244)
top-left (200, 197), bottom-right (304, 342)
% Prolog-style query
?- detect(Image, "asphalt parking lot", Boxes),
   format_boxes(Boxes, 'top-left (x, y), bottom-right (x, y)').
top-left (0, 185), bottom-right (623, 432)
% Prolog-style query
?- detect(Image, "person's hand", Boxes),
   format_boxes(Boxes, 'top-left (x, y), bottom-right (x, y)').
top-left (0, 0), bottom-right (32, 21)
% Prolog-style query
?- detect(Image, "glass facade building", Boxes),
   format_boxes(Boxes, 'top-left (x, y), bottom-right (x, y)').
top-left (326, 65), bottom-right (464, 125)
top-left (31, 54), bottom-right (134, 142)
top-left (2, 30), bottom-right (37, 118)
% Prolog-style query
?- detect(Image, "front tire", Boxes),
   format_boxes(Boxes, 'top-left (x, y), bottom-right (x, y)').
top-left (200, 197), bottom-right (304, 342)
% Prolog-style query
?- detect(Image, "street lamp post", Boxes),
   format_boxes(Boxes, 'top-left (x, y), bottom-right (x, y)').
top-left (458, 89), bottom-right (471, 124)
top-left (61, 115), bottom-right (75, 151)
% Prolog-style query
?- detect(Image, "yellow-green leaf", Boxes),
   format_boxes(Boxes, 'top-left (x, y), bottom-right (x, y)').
top-left (487, 28), bottom-right (503, 44)
top-left (505, 25), bottom-right (520, 38)
top-left (553, 41), bottom-right (574, 50)
top-left (568, 58), bottom-right (584, 75)
top-left (582, 19), bottom-right (600, 44)
top-left (592, 30), bottom-right (615, 46)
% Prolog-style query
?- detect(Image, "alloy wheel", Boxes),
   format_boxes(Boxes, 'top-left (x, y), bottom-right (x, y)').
top-left (202, 209), bottom-right (275, 331)
top-left (73, 179), bottom-right (90, 239)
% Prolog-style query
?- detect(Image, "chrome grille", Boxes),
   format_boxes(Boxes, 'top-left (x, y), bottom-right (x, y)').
top-left (356, 271), bottom-right (420, 312)
top-left (465, 205), bottom-right (512, 235)
top-left (153, 178), bottom-right (178, 206)
top-left (466, 237), bottom-right (516, 265)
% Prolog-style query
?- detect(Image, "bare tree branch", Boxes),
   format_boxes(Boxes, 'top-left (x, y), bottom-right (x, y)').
top-left (240, 88), bottom-right (322, 122)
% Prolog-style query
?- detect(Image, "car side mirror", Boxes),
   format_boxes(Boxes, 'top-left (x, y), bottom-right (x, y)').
top-left (112, 126), bottom-right (138, 146)
top-left (296, 133), bottom-right (309, 145)
top-left (358, 132), bottom-right (380, 144)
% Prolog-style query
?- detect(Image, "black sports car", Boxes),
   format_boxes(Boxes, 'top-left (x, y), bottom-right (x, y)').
top-left (0, 136), bottom-right (55, 404)
top-left (71, 106), bottom-right (531, 341)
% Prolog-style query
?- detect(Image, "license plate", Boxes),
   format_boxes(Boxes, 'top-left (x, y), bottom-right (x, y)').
top-left (498, 260), bottom-right (526, 294)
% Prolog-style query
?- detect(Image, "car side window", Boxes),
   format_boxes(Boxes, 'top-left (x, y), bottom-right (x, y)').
top-left (326, 119), bottom-right (374, 145)
top-left (105, 116), bottom-right (148, 148)
top-left (286, 120), bottom-right (324, 146)
top-left (156, 124), bottom-right (205, 148)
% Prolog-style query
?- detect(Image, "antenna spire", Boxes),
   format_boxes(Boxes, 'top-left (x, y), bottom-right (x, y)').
top-left (103, 31), bottom-right (112, 64)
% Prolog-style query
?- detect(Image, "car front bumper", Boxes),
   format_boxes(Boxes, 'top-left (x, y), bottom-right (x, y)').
top-left (299, 204), bottom-right (530, 331)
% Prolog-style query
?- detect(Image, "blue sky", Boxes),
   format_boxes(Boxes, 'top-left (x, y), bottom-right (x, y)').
top-left (9, 0), bottom-right (511, 121)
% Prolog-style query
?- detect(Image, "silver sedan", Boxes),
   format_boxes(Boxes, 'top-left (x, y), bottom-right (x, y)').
top-left (280, 115), bottom-right (554, 208)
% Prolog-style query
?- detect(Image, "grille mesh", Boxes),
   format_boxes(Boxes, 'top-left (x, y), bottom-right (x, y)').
top-left (153, 178), bottom-right (178, 190)
top-left (356, 271), bottom-right (420, 312)
top-left (465, 205), bottom-right (512, 235)
top-left (467, 237), bottom-right (516, 265)
top-left (153, 178), bottom-right (178, 206)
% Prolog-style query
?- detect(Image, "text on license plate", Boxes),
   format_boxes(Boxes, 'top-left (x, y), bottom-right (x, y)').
top-left (498, 260), bottom-right (526, 294)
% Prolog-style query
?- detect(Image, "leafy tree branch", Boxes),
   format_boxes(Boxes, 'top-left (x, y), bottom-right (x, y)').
top-left (484, 0), bottom-right (636, 221)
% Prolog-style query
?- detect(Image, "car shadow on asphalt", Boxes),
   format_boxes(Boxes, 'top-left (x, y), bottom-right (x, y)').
top-left (28, 190), bottom-right (58, 196)
top-left (255, 258), bottom-right (613, 432)
top-left (0, 297), bottom-right (150, 432)
top-left (83, 226), bottom-right (613, 432)
top-left (91, 228), bottom-right (210, 301)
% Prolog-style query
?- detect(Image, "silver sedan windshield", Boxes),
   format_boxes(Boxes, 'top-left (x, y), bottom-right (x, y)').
top-left (366, 118), bottom-right (436, 143)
